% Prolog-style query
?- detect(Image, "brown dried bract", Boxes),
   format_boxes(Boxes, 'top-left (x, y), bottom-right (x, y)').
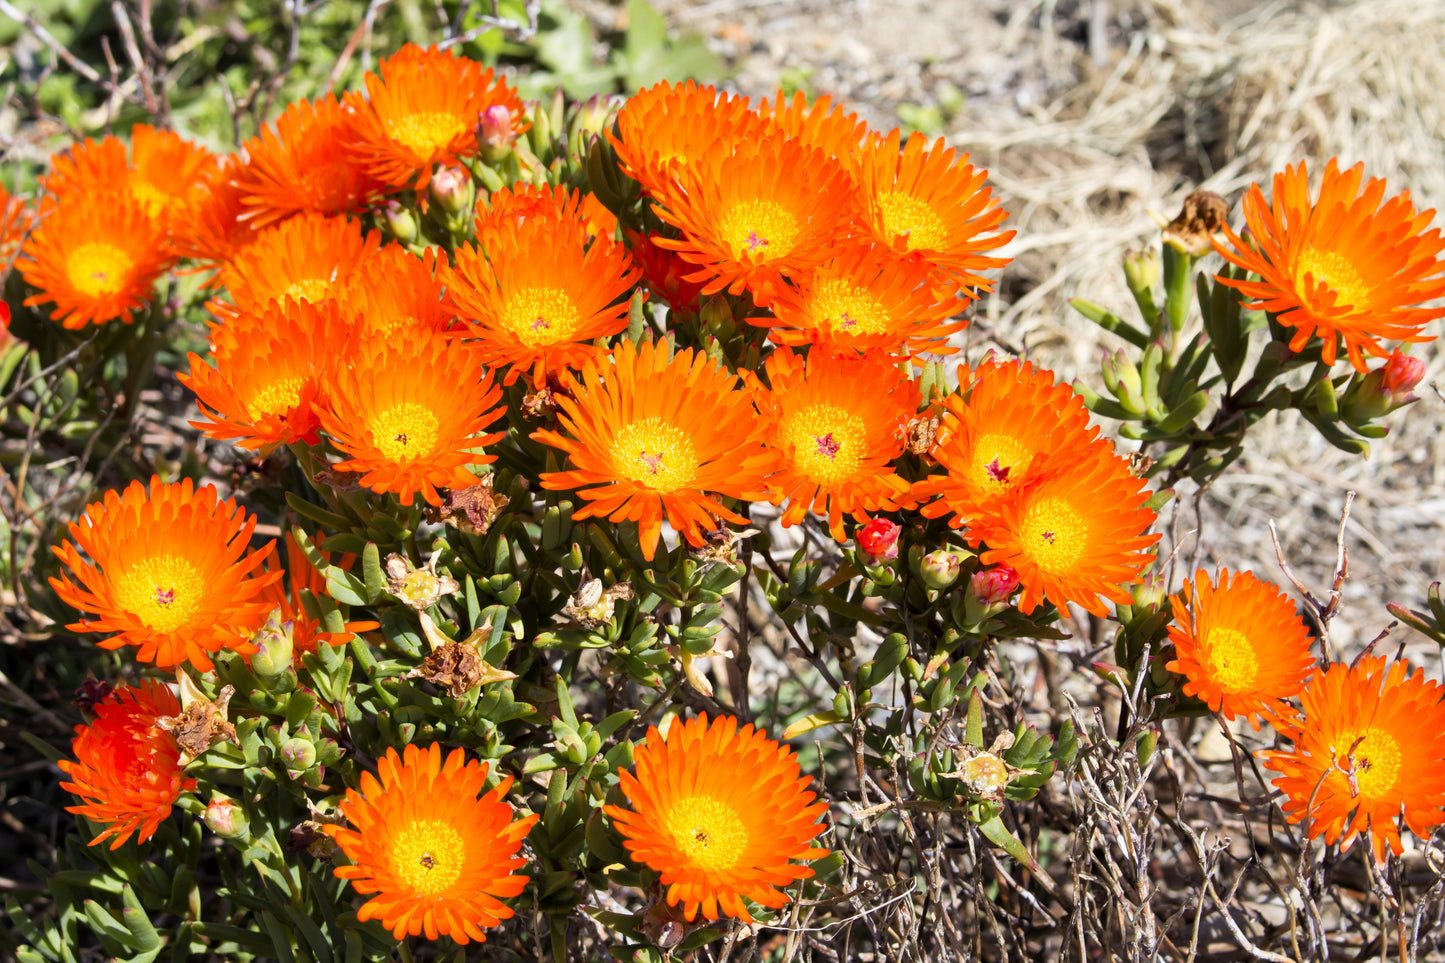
top-left (1163, 190), bottom-right (1229, 257)
top-left (158, 684), bottom-right (238, 763)
top-left (424, 476), bottom-right (510, 536)
top-left (904, 414), bottom-right (941, 460)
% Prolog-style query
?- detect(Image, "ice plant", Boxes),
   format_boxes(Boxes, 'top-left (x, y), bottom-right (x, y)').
top-left (625, 229), bottom-right (709, 315)
top-left (533, 339), bottom-right (774, 560)
top-left (1261, 656), bottom-right (1445, 863)
top-left (1165, 568), bottom-right (1315, 728)
top-left (604, 714), bottom-right (829, 923)
top-left (59, 680), bottom-right (196, 850)
top-left (0, 185), bottom-right (30, 264)
top-left (337, 245), bottom-right (453, 337)
top-left (855, 129), bottom-right (1014, 297)
top-left (175, 154), bottom-right (263, 272)
top-left (41, 127), bottom-right (216, 232)
top-left (345, 43), bottom-right (524, 191)
top-left (753, 91), bottom-right (869, 172)
top-left (972, 444), bottom-right (1159, 617)
top-left (50, 478), bottom-right (281, 671)
top-left (856, 517), bottom-right (901, 562)
top-left (260, 533), bottom-right (379, 660)
top-left (19, 194), bottom-right (172, 329)
top-left (212, 212), bottom-right (382, 321)
top-left (447, 200), bottom-right (641, 385)
top-left (318, 330), bottom-right (506, 506)
top-left (752, 348), bottom-right (919, 540)
top-left (608, 79), bottom-right (754, 201)
top-left (324, 743), bottom-right (538, 943)
top-left (1214, 159), bottom-right (1445, 371)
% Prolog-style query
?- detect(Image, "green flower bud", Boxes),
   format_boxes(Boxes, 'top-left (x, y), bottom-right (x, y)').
top-left (204, 793), bottom-right (249, 840)
top-left (380, 200), bottom-right (420, 245)
top-left (249, 608), bottom-right (294, 681)
top-left (280, 737), bottom-right (317, 773)
top-left (919, 550), bottom-right (963, 589)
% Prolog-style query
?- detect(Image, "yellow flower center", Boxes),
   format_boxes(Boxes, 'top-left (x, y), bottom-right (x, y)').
top-left (968, 433), bottom-right (1033, 495)
top-left (610, 417), bottom-right (699, 492)
top-left (501, 287), bottom-right (582, 346)
top-left (285, 278), bottom-right (331, 303)
top-left (877, 191), bottom-right (947, 251)
top-left (664, 794), bottom-right (749, 873)
top-left (781, 403), bottom-right (868, 487)
top-left (719, 199), bottom-right (801, 263)
top-left (129, 181), bottom-right (176, 220)
top-left (389, 819), bottom-right (466, 896)
top-left (111, 554), bottom-right (207, 633)
top-left (1016, 496), bottom-right (1087, 573)
top-left (1296, 247), bottom-right (1371, 309)
top-left (248, 376), bottom-right (307, 417)
top-left (811, 277), bottom-right (892, 336)
top-left (388, 112), bottom-right (468, 157)
top-left (368, 402), bottom-right (441, 462)
top-left (1202, 626), bottom-right (1259, 692)
top-left (66, 242), bottom-right (134, 299)
top-left (1331, 727), bottom-right (1403, 801)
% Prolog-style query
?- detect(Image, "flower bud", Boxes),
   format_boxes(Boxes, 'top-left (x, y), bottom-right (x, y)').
top-left (856, 518), bottom-right (901, 563)
top-left (1341, 352), bottom-right (1425, 426)
top-left (280, 737), bottom-right (317, 773)
top-left (1382, 350), bottom-right (1426, 401)
top-left (569, 94), bottom-right (623, 145)
top-left (478, 104), bottom-right (519, 160)
top-left (970, 564), bottom-right (1020, 606)
top-left (380, 200), bottom-right (419, 246)
top-left (429, 165), bottom-right (474, 216)
top-left (204, 793), bottom-right (249, 839)
top-left (249, 607), bottom-right (294, 681)
top-left (919, 550), bottom-right (963, 589)
top-left (1122, 247), bottom-right (1161, 304)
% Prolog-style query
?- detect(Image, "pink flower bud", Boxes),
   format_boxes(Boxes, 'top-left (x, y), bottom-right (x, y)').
top-left (1382, 350), bottom-right (1425, 398)
top-left (970, 564), bottom-right (1020, 606)
top-left (856, 518), bottom-right (901, 562)
top-left (204, 794), bottom-right (249, 839)
top-left (428, 165), bottom-right (472, 215)
top-left (478, 105), bottom-right (518, 154)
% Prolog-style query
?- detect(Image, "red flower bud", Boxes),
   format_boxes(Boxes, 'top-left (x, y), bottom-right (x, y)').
top-left (856, 518), bottom-right (901, 562)
top-left (970, 564), bottom-right (1020, 606)
top-left (1382, 350), bottom-right (1426, 398)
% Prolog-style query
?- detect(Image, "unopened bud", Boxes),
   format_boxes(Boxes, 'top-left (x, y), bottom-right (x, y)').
top-left (1130, 573), bottom-right (1168, 610)
top-left (970, 564), bottom-right (1020, 606)
top-left (380, 200), bottom-right (419, 245)
top-left (569, 94), bottom-right (623, 145)
top-left (1382, 350), bottom-right (1426, 400)
top-left (204, 793), bottom-right (249, 839)
top-left (249, 607), bottom-right (295, 680)
top-left (857, 518), bottom-right (901, 563)
top-left (1122, 247), bottom-right (1161, 302)
top-left (280, 737), bottom-right (317, 773)
top-left (478, 104), bottom-right (518, 160)
top-left (429, 165), bottom-right (474, 216)
top-left (919, 550), bottom-right (963, 589)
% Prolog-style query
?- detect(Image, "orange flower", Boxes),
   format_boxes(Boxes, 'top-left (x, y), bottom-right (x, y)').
top-left (448, 206), bottom-right (641, 385)
top-left (1165, 568), bottom-right (1314, 728)
top-left (608, 79), bottom-right (754, 201)
top-left (59, 680), bottom-right (196, 850)
top-left (533, 339), bottom-right (774, 560)
top-left (754, 91), bottom-right (868, 172)
top-left (260, 532), bottom-right (379, 659)
top-left (336, 244), bottom-right (452, 337)
top-left (19, 194), bottom-right (173, 329)
top-left (324, 743), bottom-right (538, 943)
top-left (475, 182), bottom-right (583, 233)
top-left (212, 213), bottom-right (382, 321)
top-left (0, 185), bottom-right (33, 265)
top-left (855, 129), bottom-right (1013, 297)
top-left (753, 242), bottom-right (964, 360)
top-left (49, 477), bottom-right (281, 671)
top-left (973, 445), bottom-right (1159, 617)
top-left (1214, 159), bottom-right (1445, 371)
top-left (916, 357), bottom-right (1100, 536)
top-left (604, 714), bottom-right (829, 923)
top-left (753, 348), bottom-right (919, 540)
top-left (236, 96), bottom-right (386, 228)
top-left (345, 44), bottom-right (525, 191)
top-left (42, 127), bottom-right (216, 233)
top-left (182, 298), bottom-right (352, 452)
top-left (651, 133), bottom-right (859, 299)
top-left (318, 330), bottom-right (506, 506)
top-left (1260, 656), bottom-right (1445, 863)
top-left (174, 154), bottom-right (264, 272)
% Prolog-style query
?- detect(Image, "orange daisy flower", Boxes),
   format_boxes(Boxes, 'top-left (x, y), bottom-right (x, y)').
top-left (1214, 159), bottom-right (1445, 371)
top-left (318, 330), bottom-right (506, 506)
top-left (475, 182), bottom-right (582, 233)
top-left (608, 79), bottom-right (754, 201)
top-left (345, 44), bottom-right (524, 191)
top-left (533, 339), bottom-right (774, 560)
top-left (915, 357), bottom-right (1100, 536)
top-left (0, 185), bottom-right (33, 265)
top-left (212, 213), bottom-right (382, 321)
top-left (324, 743), bottom-right (538, 944)
top-left (236, 96), bottom-right (386, 228)
top-left (753, 242), bottom-right (965, 360)
top-left (753, 348), bottom-right (919, 541)
top-left (448, 211), bottom-right (641, 386)
top-left (604, 714), bottom-right (829, 923)
top-left (182, 298), bottom-right (352, 453)
top-left (19, 194), bottom-right (173, 329)
top-left (174, 154), bottom-right (264, 273)
top-left (855, 129), bottom-right (1014, 297)
top-left (260, 532), bottom-right (380, 659)
top-left (59, 679), bottom-right (196, 850)
top-left (1165, 568), bottom-right (1315, 728)
top-left (651, 133), bottom-right (860, 299)
top-left (1260, 656), bottom-right (1445, 863)
top-left (42, 127), bottom-right (216, 232)
top-left (754, 91), bottom-right (868, 172)
top-left (335, 244), bottom-right (452, 337)
top-left (49, 477), bottom-right (280, 672)
top-left (973, 444), bottom-right (1159, 617)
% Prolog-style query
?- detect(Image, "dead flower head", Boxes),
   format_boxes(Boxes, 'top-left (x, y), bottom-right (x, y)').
top-left (1163, 190), bottom-right (1228, 258)
top-left (424, 476), bottom-right (510, 536)
top-left (157, 672), bottom-right (238, 764)
top-left (383, 550), bottom-right (460, 611)
top-left (562, 577), bottom-right (635, 629)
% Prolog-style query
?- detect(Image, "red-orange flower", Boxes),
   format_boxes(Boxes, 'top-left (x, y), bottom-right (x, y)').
top-left (59, 680), bottom-right (196, 850)
top-left (604, 714), bottom-right (829, 923)
top-left (211, 213), bottom-right (382, 321)
top-left (324, 743), bottom-right (538, 943)
top-left (19, 194), bottom-right (173, 329)
top-left (855, 129), bottom-right (1014, 298)
top-left (236, 96), bottom-right (386, 228)
top-left (318, 330), bottom-right (506, 506)
top-left (336, 244), bottom-right (453, 336)
top-left (1166, 568), bottom-right (1315, 728)
top-left (182, 298), bottom-right (353, 452)
top-left (753, 348), bottom-right (919, 540)
top-left (1214, 159), bottom-right (1445, 371)
top-left (533, 339), bottom-right (774, 560)
top-left (608, 79), bottom-right (754, 201)
top-left (49, 477), bottom-right (281, 671)
top-left (625, 229), bottom-right (708, 315)
top-left (448, 202), bottom-right (641, 385)
top-left (1261, 656), bottom-right (1445, 863)
top-left (260, 533), bottom-right (379, 659)
top-left (0, 185), bottom-right (33, 265)
top-left (42, 126), bottom-right (216, 233)
top-left (973, 445), bottom-right (1159, 617)
top-left (174, 154), bottom-right (264, 272)
top-left (754, 91), bottom-right (868, 172)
